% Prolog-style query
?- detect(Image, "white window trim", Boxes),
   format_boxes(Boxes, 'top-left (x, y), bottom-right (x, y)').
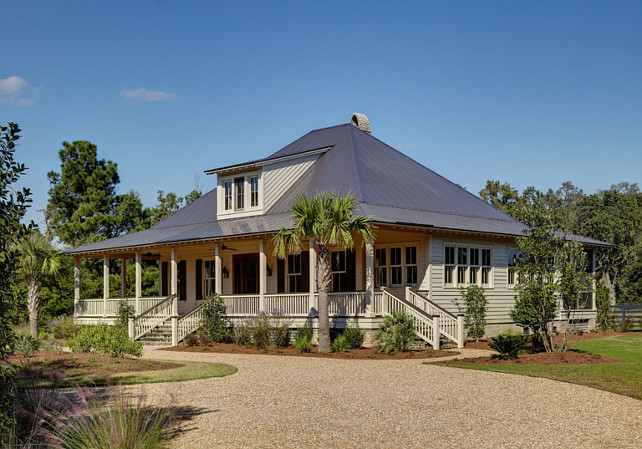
top-left (203, 259), bottom-right (216, 298)
top-left (374, 242), bottom-right (419, 288)
top-left (443, 242), bottom-right (494, 289)
top-left (217, 170), bottom-right (264, 219)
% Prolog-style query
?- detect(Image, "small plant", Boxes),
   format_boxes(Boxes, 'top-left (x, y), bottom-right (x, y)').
top-left (184, 333), bottom-right (198, 347)
top-left (117, 300), bottom-right (136, 327)
top-left (375, 310), bottom-right (418, 354)
top-left (231, 325), bottom-right (251, 346)
top-left (47, 315), bottom-right (78, 340)
top-left (269, 309), bottom-right (292, 347)
top-left (342, 326), bottom-right (364, 349)
top-left (200, 294), bottom-right (231, 342)
top-left (617, 318), bottom-right (635, 332)
top-left (196, 328), bottom-right (211, 345)
top-left (454, 285), bottom-right (488, 341)
top-left (15, 334), bottom-right (39, 358)
top-left (251, 314), bottom-right (272, 349)
top-left (331, 335), bottom-right (350, 353)
top-left (293, 323), bottom-right (314, 353)
top-left (488, 330), bottom-right (526, 360)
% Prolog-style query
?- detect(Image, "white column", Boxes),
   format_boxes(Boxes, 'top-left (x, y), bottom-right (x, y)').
top-left (120, 258), bottom-right (127, 298)
top-left (365, 242), bottom-right (374, 316)
top-left (309, 239), bottom-right (317, 313)
top-left (433, 315), bottom-right (440, 350)
top-left (215, 244), bottom-right (222, 295)
top-left (170, 248), bottom-right (178, 296)
top-left (259, 240), bottom-right (266, 312)
top-left (135, 252), bottom-right (142, 313)
top-left (457, 315), bottom-right (465, 349)
top-left (103, 256), bottom-right (109, 317)
top-left (74, 258), bottom-right (80, 302)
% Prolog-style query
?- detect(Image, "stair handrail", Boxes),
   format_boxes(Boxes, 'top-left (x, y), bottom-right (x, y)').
top-left (381, 288), bottom-right (438, 348)
top-left (176, 295), bottom-right (216, 343)
top-left (408, 288), bottom-right (463, 348)
top-left (133, 294), bottom-right (176, 340)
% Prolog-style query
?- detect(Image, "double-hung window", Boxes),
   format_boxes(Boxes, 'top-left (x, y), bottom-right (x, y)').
top-left (287, 253), bottom-right (302, 292)
top-left (204, 260), bottom-right (216, 296)
top-left (224, 181), bottom-right (233, 211)
top-left (234, 177), bottom-right (245, 210)
top-left (220, 172), bottom-right (261, 214)
top-left (250, 176), bottom-right (259, 207)
top-left (331, 251), bottom-right (347, 291)
top-left (374, 244), bottom-right (418, 287)
top-left (508, 249), bottom-right (520, 285)
top-left (445, 244), bottom-right (492, 287)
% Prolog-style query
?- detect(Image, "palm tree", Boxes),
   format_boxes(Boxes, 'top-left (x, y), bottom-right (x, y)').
top-left (11, 233), bottom-right (66, 340)
top-left (273, 192), bottom-right (374, 352)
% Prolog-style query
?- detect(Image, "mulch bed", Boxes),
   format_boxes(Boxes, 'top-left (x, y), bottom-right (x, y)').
top-left (9, 351), bottom-right (182, 381)
top-left (165, 342), bottom-right (457, 359)
top-left (428, 350), bottom-right (619, 366)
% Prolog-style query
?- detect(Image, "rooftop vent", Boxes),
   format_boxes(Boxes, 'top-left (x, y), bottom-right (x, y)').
top-left (350, 113), bottom-right (371, 133)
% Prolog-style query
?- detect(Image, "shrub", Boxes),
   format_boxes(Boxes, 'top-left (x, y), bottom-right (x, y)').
top-left (200, 295), bottom-right (231, 342)
top-left (617, 318), bottom-right (635, 332)
top-left (488, 330), bottom-right (526, 359)
top-left (15, 334), bottom-right (39, 358)
top-left (331, 335), bottom-right (350, 353)
top-left (595, 281), bottom-right (613, 331)
top-left (375, 311), bottom-right (418, 353)
top-left (251, 314), bottom-right (272, 349)
top-left (293, 323), bottom-right (314, 353)
top-left (454, 285), bottom-right (488, 341)
top-left (232, 326), bottom-right (252, 346)
top-left (196, 328), bottom-right (211, 345)
top-left (47, 315), bottom-right (78, 340)
top-left (342, 326), bottom-right (364, 349)
top-left (269, 309), bottom-right (292, 347)
top-left (184, 333), bottom-right (198, 347)
top-left (117, 300), bottom-right (136, 327)
top-left (68, 324), bottom-right (143, 358)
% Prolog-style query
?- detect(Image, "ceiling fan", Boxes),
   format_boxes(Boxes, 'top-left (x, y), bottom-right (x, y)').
top-left (221, 244), bottom-right (237, 251)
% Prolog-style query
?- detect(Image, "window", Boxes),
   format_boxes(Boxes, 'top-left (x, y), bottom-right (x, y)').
top-left (234, 177), bottom-right (245, 210)
top-left (204, 260), bottom-right (216, 296)
top-left (250, 176), bottom-right (259, 207)
top-left (375, 244), bottom-right (418, 287)
top-left (287, 254), bottom-right (303, 292)
top-left (445, 243), bottom-right (492, 287)
top-left (508, 250), bottom-right (519, 285)
top-left (375, 248), bottom-right (387, 287)
top-left (331, 251), bottom-right (347, 292)
top-left (224, 181), bottom-right (233, 211)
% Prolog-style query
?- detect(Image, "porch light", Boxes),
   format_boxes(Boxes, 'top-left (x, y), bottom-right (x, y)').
top-left (266, 264), bottom-right (272, 277)
top-left (222, 266), bottom-right (229, 278)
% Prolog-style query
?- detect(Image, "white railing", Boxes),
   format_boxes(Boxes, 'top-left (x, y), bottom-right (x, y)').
top-left (264, 293), bottom-right (309, 315)
top-left (407, 288), bottom-right (463, 348)
top-left (381, 289), bottom-right (437, 348)
top-left (221, 295), bottom-right (260, 316)
top-left (373, 291), bottom-right (384, 314)
top-left (328, 291), bottom-right (366, 315)
top-left (74, 297), bottom-right (166, 317)
top-left (133, 295), bottom-right (175, 340)
top-left (176, 296), bottom-right (214, 343)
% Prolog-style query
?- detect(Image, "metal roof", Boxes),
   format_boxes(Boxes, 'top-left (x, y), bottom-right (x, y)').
top-left (67, 122), bottom-right (612, 255)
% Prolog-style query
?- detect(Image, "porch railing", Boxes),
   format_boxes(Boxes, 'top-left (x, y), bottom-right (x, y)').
top-left (407, 288), bottom-right (463, 348)
top-left (177, 296), bottom-right (214, 343)
top-left (381, 288), bottom-right (438, 348)
top-left (221, 295), bottom-right (260, 315)
top-left (264, 293), bottom-right (309, 315)
top-left (132, 295), bottom-right (176, 340)
top-left (74, 297), bottom-right (166, 317)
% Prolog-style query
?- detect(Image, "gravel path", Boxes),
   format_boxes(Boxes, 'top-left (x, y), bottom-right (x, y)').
top-left (141, 348), bottom-right (641, 449)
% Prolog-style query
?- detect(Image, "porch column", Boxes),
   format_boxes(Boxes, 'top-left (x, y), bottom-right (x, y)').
top-left (120, 258), bottom-right (127, 298)
top-left (215, 244), bottom-right (222, 295)
top-left (309, 239), bottom-right (317, 313)
top-left (170, 248), bottom-right (178, 296)
top-left (74, 258), bottom-right (80, 316)
top-left (103, 256), bottom-right (109, 317)
top-left (365, 242), bottom-right (374, 317)
top-left (259, 240), bottom-right (266, 312)
top-left (135, 252), bottom-right (142, 313)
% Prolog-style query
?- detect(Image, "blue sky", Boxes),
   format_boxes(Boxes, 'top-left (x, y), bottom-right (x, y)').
top-left (3, 1), bottom-right (642, 226)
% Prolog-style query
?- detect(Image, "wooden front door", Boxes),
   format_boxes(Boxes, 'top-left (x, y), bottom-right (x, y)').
top-left (233, 253), bottom-right (259, 294)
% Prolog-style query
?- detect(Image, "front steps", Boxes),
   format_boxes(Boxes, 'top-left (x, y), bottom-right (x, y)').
top-left (138, 320), bottom-right (173, 347)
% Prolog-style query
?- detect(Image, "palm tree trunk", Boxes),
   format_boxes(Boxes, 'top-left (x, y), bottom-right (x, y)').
top-left (316, 244), bottom-right (332, 353)
top-left (27, 277), bottom-right (40, 340)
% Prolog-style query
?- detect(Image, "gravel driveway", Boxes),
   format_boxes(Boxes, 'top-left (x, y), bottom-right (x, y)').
top-left (141, 349), bottom-right (641, 449)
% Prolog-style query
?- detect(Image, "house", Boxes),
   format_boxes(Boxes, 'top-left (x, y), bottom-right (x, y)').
top-left (69, 113), bottom-right (608, 348)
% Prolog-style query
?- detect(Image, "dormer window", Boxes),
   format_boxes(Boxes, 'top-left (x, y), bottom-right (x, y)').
top-left (219, 171), bottom-right (262, 216)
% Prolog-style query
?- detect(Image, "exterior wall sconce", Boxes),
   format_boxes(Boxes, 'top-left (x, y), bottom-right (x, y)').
top-left (266, 264), bottom-right (272, 277)
top-left (222, 266), bottom-right (229, 278)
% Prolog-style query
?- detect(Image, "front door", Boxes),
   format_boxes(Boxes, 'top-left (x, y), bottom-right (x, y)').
top-left (233, 253), bottom-right (259, 294)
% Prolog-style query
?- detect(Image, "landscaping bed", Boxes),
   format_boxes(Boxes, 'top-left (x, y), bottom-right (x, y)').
top-left (429, 350), bottom-right (618, 366)
top-left (166, 342), bottom-right (457, 359)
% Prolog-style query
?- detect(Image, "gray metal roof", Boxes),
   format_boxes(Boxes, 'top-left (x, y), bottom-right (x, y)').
top-left (68, 122), bottom-right (612, 255)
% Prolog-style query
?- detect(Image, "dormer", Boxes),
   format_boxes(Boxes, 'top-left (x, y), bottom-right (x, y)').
top-left (205, 146), bottom-right (330, 220)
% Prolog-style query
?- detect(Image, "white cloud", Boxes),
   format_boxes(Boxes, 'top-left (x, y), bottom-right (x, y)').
top-left (0, 76), bottom-right (40, 106)
top-left (121, 88), bottom-right (176, 102)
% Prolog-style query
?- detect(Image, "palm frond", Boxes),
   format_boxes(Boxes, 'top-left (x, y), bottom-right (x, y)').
top-left (272, 228), bottom-right (302, 259)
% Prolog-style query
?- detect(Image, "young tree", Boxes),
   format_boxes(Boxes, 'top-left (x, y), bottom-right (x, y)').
top-left (0, 122), bottom-right (32, 443)
top-left (11, 232), bottom-right (67, 340)
top-left (557, 240), bottom-right (590, 351)
top-left (454, 285), bottom-right (488, 341)
top-left (273, 193), bottom-right (374, 353)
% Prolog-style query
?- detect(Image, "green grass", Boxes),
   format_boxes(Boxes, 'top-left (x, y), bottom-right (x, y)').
top-left (18, 360), bottom-right (237, 388)
top-left (446, 335), bottom-right (642, 399)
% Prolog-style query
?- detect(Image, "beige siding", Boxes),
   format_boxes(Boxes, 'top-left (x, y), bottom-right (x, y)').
top-left (263, 154), bottom-right (319, 211)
